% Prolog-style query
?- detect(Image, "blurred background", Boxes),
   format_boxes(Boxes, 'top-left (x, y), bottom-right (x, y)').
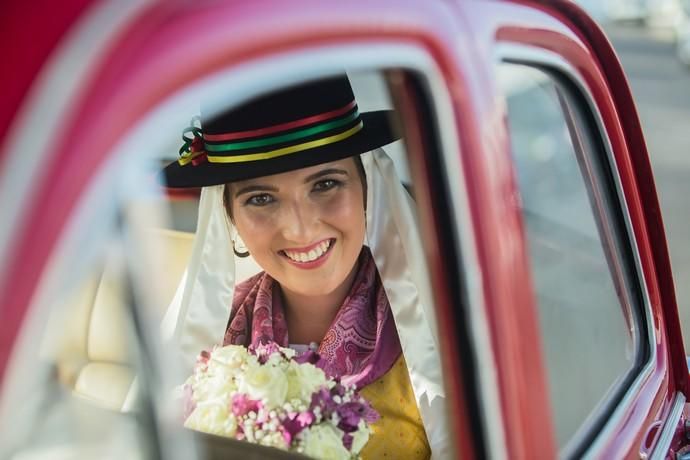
top-left (576, 0), bottom-right (690, 353)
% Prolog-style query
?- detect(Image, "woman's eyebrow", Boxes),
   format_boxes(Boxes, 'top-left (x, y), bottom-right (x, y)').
top-left (234, 184), bottom-right (278, 198)
top-left (304, 168), bottom-right (349, 183)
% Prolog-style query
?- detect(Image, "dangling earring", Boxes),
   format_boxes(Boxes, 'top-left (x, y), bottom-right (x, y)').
top-left (232, 239), bottom-right (250, 258)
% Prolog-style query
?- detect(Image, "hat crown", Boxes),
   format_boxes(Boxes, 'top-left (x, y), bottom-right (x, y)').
top-left (202, 76), bottom-right (356, 135)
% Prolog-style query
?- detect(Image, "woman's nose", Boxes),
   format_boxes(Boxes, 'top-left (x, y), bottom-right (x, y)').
top-left (280, 201), bottom-right (318, 243)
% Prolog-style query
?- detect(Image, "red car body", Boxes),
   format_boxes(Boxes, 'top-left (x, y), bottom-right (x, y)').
top-left (1, 0), bottom-right (687, 458)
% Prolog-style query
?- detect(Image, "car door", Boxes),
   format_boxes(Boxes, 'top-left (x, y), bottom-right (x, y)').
top-left (1, 0), bottom-right (687, 459)
top-left (443, 0), bottom-right (690, 457)
top-left (0, 1), bottom-right (487, 459)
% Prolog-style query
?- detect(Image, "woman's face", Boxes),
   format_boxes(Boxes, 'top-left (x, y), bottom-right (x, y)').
top-left (228, 158), bottom-right (366, 298)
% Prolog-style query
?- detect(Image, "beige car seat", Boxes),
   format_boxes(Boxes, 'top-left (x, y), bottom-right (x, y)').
top-left (50, 229), bottom-right (195, 412)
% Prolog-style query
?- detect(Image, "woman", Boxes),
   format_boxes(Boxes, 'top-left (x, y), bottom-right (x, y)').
top-left (162, 75), bottom-right (448, 458)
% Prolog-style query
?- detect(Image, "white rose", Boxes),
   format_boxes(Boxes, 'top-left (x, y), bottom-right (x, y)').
top-left (210, 345), bottom-right (249, 368)
top-left (301, 424), bottom-right (350, 460)
top-left (240, 361), bottom-right (288, 407)
top-left (286, 361), bottom-right (329, 403)
top-left (191, 363), bottom-right (239, 402)
top-left (349, 420), bottom-right (371, 455)
top-left (184, 402), bottom-right (238, 437)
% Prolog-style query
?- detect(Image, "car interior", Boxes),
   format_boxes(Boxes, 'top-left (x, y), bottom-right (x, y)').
top-left (3, 69), bottom-right (431, 459)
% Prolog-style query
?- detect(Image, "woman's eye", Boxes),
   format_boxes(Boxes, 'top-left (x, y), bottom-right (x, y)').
top-left (313, 179), bottom-right (341, 192)
top-left (245, 194), bottom-right (274, 206)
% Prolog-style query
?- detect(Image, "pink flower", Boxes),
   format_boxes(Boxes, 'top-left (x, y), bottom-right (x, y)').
top-left (230, 393), bottom-right (262, 417)
top-left (310, 387), bottom-right (338, 417)
top-left (182, 384), bottom-right (196, 420)
top-left (281, 410), bottom-right (315, 445)
top-left (249, 340), bottom-right (283, 364)
top-left (342, 433), bottom-right (354, 450)
top-left (337, 401), bottom-right (379, 432)
top-left (297, 411), bottom-right (315, 426)
top-left (194, 350), bottom-right (211, 371)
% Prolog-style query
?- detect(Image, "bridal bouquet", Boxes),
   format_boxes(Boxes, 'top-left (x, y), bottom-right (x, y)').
top-left (181, 342), bottom-right (379, 459)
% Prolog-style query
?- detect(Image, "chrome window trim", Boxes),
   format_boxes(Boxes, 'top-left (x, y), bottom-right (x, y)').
top-left (416, 51), bottom-right (509, 460)
top-left (651, 392), bottom-right (685, 459)
top-left (0, 42), bottom-right (506, 459)
top-left (494, 44), bottom-right (657, 458)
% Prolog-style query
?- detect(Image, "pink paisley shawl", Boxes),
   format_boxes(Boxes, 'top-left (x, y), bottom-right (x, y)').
top-left (223, 247), bottom-right (401, 388)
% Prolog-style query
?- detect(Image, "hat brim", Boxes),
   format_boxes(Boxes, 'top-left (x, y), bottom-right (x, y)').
top-left (161, 110), bottom-right (399, 188)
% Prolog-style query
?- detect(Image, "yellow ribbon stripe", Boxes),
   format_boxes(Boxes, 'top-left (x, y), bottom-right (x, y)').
top-left (177, 150), bottom-right (206, 166)
top-left (206, 122), bottom-right (363, 164)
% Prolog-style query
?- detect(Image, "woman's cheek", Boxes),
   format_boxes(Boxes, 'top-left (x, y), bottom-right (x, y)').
top-left (234, 209), bottom-right (276, 244)
top-left (322, 188), bottom-right (364, 221)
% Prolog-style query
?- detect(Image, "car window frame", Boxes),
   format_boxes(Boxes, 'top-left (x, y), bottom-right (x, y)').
top-left (0, 40), bottom-right (508, 459)
top-left (496, 43), bottom-right (662, 458)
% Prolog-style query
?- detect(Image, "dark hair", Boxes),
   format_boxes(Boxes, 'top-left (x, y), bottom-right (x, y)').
top-left (223, 155), bottom-right (367, 221)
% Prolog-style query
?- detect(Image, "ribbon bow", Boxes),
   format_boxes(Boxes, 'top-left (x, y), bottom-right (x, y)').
top-left (178, 116), bottom-right (208, 166)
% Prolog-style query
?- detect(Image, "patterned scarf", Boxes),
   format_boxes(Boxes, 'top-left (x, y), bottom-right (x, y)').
top-left (223, 248), bottom-right (401, 388)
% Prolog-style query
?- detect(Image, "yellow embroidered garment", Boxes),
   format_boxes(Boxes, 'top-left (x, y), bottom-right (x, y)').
top-left (359, 354), bottom-right (431, 459)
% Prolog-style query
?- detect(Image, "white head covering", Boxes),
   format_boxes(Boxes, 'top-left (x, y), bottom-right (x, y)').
top-left (161, 147), bottom-right (450, 458)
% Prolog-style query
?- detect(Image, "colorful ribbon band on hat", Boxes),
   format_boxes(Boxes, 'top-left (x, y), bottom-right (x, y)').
top-left (204, 109), bottom-right (359, 153)
top-left (178, 116), bottom-right (208, 166)
top-left (177, 100), bottom-right (363, 167)
top-left (200, 100), bottom-right (362, 163)
top-left (206, 121), bottom-right (363, 163)
top-left (204, 100), bottom-right (357, 142)
top-left (178, 149), bottom-right (207, 166)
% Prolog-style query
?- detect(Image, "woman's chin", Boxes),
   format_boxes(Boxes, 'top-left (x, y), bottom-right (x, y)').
top-left (281, 281), bottom-right (341, 299)
top-left (270, 247), bottom-right (360, 300)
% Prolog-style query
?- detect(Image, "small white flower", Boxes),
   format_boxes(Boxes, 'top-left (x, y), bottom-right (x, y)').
top-left (259, 431), bottom-right (289, 450)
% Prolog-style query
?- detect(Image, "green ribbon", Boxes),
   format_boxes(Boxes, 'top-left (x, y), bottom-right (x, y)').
top-left (204, 110), bottom-right (360, 153)
top-left (178, 116), bottom-right (203, 155)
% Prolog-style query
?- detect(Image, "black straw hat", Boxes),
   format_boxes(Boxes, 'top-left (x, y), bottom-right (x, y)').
top-left (162, 75), bottom-right (400, 188)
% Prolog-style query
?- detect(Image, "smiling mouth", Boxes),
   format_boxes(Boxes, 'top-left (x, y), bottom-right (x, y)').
top-left (280, 238), bottom-right (334, 264)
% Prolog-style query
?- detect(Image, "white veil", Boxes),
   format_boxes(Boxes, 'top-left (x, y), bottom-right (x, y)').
top-left (161, 147), bottom-right (450, 458)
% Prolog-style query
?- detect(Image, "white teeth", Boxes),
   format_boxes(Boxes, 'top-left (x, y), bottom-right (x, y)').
top-left (284, 239), bottom-right (332, 263)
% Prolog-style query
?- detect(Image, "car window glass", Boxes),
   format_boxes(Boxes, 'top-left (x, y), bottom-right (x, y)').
top-left (0, 240), bottom-right (149, 458)
top-left (498, 63), bottom-right (644, 451)
top-left (1, 69), bottom-right (450, 459)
